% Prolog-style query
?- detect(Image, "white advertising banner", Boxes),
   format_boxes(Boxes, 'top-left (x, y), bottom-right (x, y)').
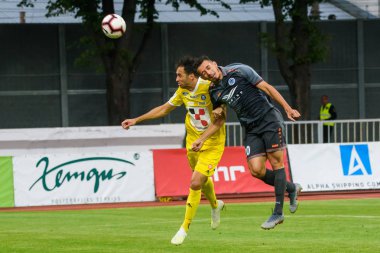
top-left (13, 151), bottom-right (155, 206)
top-left (288, 143), bottom-right (380, 192)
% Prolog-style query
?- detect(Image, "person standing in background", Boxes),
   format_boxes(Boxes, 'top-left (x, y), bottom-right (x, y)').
top-left (319, 95), bottom-right (337, 143)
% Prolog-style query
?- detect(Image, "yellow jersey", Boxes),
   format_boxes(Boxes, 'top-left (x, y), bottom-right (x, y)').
top-left (169, 78), bottom-right (226, 151)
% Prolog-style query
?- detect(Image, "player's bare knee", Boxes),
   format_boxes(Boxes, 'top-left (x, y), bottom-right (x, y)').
top-left (248, 163), bottom-right (265, 178)
top-left (249, 169), bottom-right (261, 178)
top-left (267, 158), bottom-right (283, 169)
top-left (247, 155), bottom-right (266, 176)
top-left (267, 151), bottom-right (284, 169)
top-left (269, 159), bottom-right (280, 167)
top-left (190, 179), bottom-right (202, 190)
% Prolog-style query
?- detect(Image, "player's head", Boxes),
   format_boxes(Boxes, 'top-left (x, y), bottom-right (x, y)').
top-left (194, 55), bottom-right (222, 83)
top-left (321, 95), bottom-right (329, 105)
top-left (175, 56), bottom-right (199, 90)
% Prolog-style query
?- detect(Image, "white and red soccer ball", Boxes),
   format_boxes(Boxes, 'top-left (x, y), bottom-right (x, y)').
top-left (101, 14), bottom-right (126, 39)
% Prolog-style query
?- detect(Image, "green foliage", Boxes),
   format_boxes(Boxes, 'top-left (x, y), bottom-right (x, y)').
top-left (18, 0), bottom-right (232, 22)
top-left (67, 35), bottom-right (104, 72)
top-left (166, 0), bottom-right (231, 17)
top-left (18, 0), bottom-right (232, 71)
top-left (18, 0), bottom-right (102, 22)
top-left (240, 0), bottom-right (297, 19)
top-left (1, 199), bottom-right (380, 252)
top-left (308, 23), bottom-right (329, 63)
top-left (241, 0), bottom-right (328, 65)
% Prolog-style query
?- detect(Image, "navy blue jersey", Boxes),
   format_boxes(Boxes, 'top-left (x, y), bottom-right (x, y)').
top-left (210, 63), bottom-right (274, 128)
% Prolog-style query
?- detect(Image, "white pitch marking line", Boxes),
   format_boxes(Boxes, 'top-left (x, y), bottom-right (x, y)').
top-left (133, 215), bottom-right (380, 226)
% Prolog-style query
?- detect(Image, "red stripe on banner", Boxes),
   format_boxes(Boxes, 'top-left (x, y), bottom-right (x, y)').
top-left (153, 147), bottom-right (291, 197)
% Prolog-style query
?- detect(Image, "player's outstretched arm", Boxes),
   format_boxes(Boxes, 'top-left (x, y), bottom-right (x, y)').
top-left (192, 107), bottom-right (226, 152)
top-left (256, 81), bottom-right (301, 121)
top-left (121, 102), bottom-right (176, 130)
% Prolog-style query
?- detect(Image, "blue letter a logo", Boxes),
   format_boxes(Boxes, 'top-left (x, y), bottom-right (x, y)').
top-left (340, 144), bottom-right (372, 176)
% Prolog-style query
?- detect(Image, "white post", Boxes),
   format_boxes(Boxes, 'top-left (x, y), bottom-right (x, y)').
top-left (318, 121), bottom-right (323, 143)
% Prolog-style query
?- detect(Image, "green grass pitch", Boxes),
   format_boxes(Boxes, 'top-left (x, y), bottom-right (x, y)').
top-left (1, 198), bottom-right (379, 253)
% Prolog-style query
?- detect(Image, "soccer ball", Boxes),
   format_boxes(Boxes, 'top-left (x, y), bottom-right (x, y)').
top-left (101, 14), bottom-right (126, 39)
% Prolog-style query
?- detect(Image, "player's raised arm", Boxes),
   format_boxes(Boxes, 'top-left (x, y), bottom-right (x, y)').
top-left (121, 102), bottom-right (176, 129)
top-left (192, 106), bottom-right (226, 152)
top-left (256, 81), bottom-right (301, 121)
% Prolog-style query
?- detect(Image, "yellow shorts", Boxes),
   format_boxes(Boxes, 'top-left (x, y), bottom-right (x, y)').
top-left (187, 146), bottom-right (225, 177)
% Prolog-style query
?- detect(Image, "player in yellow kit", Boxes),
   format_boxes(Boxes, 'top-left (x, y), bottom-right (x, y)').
top-left (121, 56), bottom-right (226, 245)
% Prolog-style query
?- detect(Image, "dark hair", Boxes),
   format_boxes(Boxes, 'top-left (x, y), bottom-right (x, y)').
top-left (176, 56), bottom-right (199, 77)
top-left (193, 55), bottom-right (212, 70)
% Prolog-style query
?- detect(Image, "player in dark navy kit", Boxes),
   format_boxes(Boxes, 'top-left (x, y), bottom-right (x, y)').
top-left (193, 56), bottom-right (302, 230)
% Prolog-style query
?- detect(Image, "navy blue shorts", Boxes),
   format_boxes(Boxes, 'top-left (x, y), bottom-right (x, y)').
top-left (244, 108), bottom-right (286, 159)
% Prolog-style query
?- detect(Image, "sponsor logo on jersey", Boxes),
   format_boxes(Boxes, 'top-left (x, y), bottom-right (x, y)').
top-left (339, 144), bottom-right (372, 176)
top-left (182, 92), bottom-right (189, 96)
top-left (201, 95), bottom-right (206, 100)
top-left (228, 78), bottom-right (236, 86)
top-left (222, 86), bottom-right (238, 101)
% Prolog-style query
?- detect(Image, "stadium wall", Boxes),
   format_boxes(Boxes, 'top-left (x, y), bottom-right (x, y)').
top-left (1, 126), bottom-right (380, 208)
top-left (288, 143), bottom-right (380, 192)
top-left (0, 125), bottom-right (185, 207)
top-left (153, 147), bottom-right (291, 197)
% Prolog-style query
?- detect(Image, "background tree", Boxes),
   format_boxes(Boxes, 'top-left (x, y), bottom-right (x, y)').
top-left (18, 0), bottom-right (229, 125)
top-left (241, 0), bottom-right (327, 120)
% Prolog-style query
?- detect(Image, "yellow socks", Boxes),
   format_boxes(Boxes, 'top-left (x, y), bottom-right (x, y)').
top-left (181, 188), bottom-right (201, 232)
top-left (181, 178), bottom-right (218, 232)
top-left (202, 177), bottom-right (218, 209)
